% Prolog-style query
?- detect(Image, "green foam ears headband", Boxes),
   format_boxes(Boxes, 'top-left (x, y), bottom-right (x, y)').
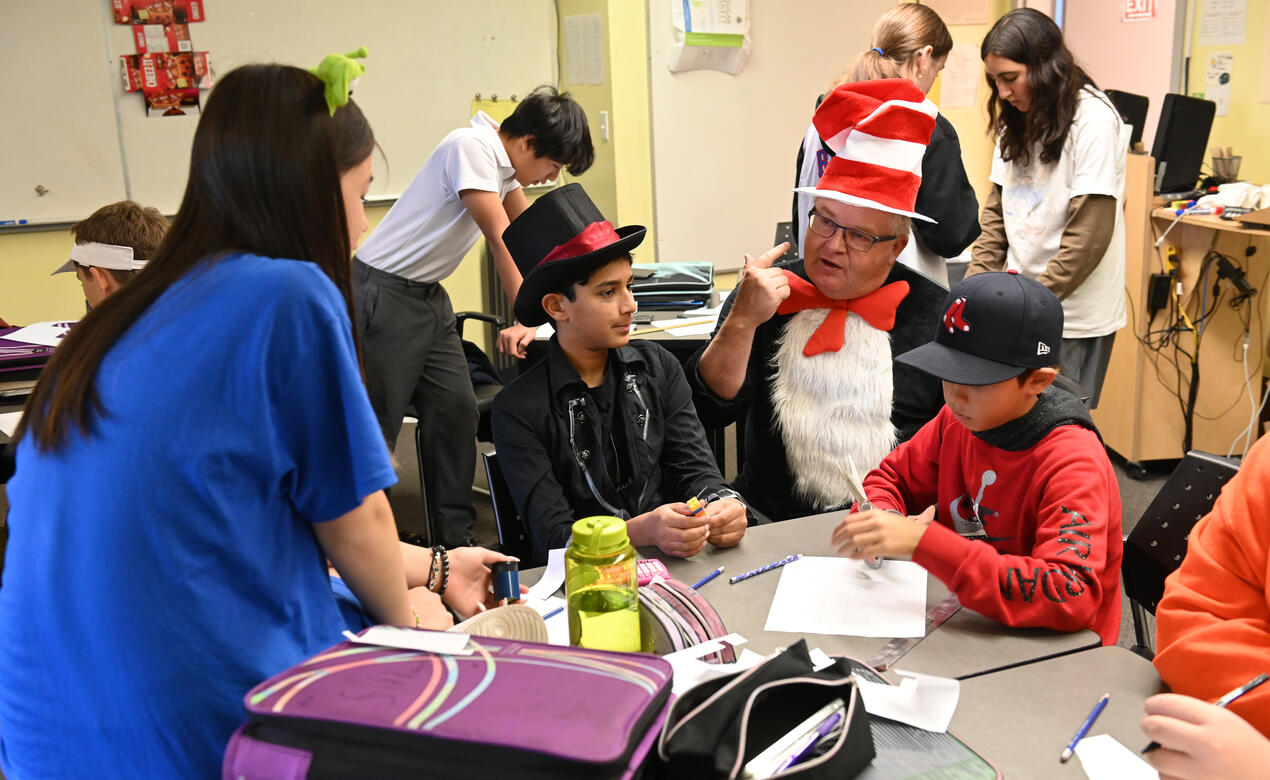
top-left (310, 47), bottom-right (368, 116)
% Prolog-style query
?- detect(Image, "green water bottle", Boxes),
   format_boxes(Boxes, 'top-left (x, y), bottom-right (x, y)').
top-left (565, 515), bottom-right (641, 652)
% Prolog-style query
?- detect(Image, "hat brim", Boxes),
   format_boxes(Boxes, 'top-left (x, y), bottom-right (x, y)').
top-left (792, 187), bottom-right (936, 224)
top-left (513, 225), bottom-right (647, 327)
top-left (896, 340), bottom-right (1027, 386)
top-left (51, 259), bottom-right (76, 275)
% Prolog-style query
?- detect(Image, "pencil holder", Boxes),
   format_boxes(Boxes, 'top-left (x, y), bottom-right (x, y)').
top-left (1213, 155), bottom-right (1242, 180)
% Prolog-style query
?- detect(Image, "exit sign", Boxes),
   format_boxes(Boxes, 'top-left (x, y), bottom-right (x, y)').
top-left (1124, 0), bottom-right (1155, 21)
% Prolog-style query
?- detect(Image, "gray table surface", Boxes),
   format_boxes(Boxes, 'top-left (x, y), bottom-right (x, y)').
top-left (523, 510), bottom-right (1100, 679)
top-left (950, 646), bottom-right (1165, 777)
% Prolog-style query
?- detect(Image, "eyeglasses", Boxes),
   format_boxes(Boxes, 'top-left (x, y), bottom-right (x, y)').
top-left (806, 210), bottom-right (899, 253)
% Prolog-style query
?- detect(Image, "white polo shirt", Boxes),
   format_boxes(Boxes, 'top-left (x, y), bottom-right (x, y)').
top-left (990, 87), bottom-right (1130, 338)
top-left (358, 111), bottom-right (522, 282)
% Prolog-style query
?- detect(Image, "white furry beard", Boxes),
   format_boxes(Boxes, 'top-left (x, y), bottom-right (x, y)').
top-left (771, 309), bottom-right (897, 509)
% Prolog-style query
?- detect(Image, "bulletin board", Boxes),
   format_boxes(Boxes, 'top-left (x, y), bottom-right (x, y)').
top-left (1, 0), bottom-right (557, 225)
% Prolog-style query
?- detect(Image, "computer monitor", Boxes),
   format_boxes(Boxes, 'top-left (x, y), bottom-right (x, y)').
top-left (1105, 89), bottom-right (1149, 147)
top-left (1150, 93), bottom-right (1216, 194)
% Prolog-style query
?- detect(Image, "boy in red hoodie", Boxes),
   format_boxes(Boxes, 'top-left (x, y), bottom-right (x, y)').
top-left (832, 271), bottom-right (1122, 643)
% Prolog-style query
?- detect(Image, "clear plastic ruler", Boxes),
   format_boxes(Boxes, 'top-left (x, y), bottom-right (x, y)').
top-left (866, 594), bottom-right (962, 671)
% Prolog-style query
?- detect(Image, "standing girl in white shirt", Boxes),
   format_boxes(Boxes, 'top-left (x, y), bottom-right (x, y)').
top-left (966, 8), bottom-right (1130, 408)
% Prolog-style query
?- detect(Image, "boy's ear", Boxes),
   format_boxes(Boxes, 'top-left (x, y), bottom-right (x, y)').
top-left (91, 266), bottom-right (122, 297)
top-left (1026, 366), bottom-right (1060, 394)
top-left (541, 292), bottom-right (569, 324)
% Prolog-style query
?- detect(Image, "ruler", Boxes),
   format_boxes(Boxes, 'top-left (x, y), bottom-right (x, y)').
top-left (867, 594), bottom-right (962, 671)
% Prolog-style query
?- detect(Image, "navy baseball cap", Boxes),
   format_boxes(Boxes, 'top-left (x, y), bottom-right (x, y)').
top-left (897, 271), bottom-right (1063, 386)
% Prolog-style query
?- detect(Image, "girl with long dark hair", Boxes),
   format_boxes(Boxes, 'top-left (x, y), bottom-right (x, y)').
top-left (966, 8), bottom-right (1129, 408)
top-left (0, 64), bottom-right (506, 775)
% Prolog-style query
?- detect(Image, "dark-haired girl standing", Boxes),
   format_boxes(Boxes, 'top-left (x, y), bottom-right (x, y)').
top-left (966, 8), bottom-right (1129, 408)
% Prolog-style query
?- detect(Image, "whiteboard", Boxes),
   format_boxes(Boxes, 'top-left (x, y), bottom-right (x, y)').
top-left (2, 0), bottom-right (556, 224)
top-left (646, 0), bottom-right (893, 269)
top-left (1, 1), bottom-right (128, 224)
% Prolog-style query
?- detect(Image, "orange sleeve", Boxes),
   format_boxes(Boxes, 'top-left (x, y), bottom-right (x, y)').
top-left (1154, 437), bottom-right (1270, 736)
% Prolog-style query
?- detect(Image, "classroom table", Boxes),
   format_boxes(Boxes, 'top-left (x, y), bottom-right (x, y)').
top-left (950, 646), bottom-right (1165, 777)
top-left (523, 510), bottom-right (1101, 680)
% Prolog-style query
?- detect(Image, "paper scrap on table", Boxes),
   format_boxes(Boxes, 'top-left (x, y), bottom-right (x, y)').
top-left (0, 411), bottom-right (22, 438)
top-left (763, 556), bottom-right (927, 638)
top-left (536, 322), bottom-right (555, 339)
top-left (855, 670), bottom-right (959, 732)
top-left (5, 321), bottom-right (74, 348)
top-left (343, 626), bottom-right (473, 655)
top-left (1075, 734), bottom-right (1159, 780)
top-left (808, 647), bottom-right (835, 671)
top-left (528, 548), bottom-right (566, 601)
top-left (664, 633), bottom-right (764, 695)
top-left (527, 595), bottom-right (569, 646)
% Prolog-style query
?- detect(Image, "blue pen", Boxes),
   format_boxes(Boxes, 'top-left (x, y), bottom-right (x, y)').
top-left (690, 566), bottom-right (725, 589)
top-left (0, 220), bottom-right (28, 227)
top-left (542, 606), bottom-right (564, 621)
top-left (1060, 692), bottom-right (1109, 762)
top-left (729, 555), bottom-right (801, 584)
top-left (775, 710), bottom-right (843, 772)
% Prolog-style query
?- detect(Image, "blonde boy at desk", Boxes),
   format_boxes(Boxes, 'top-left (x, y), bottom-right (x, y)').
top-left (52, 200), bottom-right (169, 306)
top-left (833, 271), bottom-right (1123, 643)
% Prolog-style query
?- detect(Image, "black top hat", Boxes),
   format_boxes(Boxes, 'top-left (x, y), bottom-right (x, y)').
top-left (504, 183), bottom-right (646, 327)
top-left (896, 271), bottom-right (1063, 386)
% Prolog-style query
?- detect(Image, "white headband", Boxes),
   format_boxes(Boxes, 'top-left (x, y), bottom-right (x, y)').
top-left (52, 242), bottom-right (145, 275)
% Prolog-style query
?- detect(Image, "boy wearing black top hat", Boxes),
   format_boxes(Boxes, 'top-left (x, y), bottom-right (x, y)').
top-left (491, 184), bottom-right (747, 560)
top-left (832, 271), bottom-right (1124, 644)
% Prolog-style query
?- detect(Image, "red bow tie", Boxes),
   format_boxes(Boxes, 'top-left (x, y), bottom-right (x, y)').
top-left (776, 271), bottom-right (910, 357)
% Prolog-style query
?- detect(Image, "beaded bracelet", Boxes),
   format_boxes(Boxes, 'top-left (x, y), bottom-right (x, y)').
top-left (426, 547), bottom-right (442, 592)
top-left (437, 545), bottom-right (449, 597)
top-left (410, 605), bottom-right (422, 629)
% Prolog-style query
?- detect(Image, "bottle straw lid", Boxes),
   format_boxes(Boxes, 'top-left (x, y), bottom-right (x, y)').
top-left (571, 515), bottom-right (630, 556)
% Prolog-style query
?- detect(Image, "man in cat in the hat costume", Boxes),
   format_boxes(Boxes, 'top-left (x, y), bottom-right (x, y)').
top-left (687, 79), bottom-right (949, 521)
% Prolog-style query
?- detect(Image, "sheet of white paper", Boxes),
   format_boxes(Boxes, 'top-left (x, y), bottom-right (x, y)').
top-left (1200, 0), bottom-right (1246, 46)
top-left (525, 595), bottom-right (569, 645)
top-left (0, 411), bottom-right (22, 438)
top-left (5, 321), bottom-right (74, 348)
top-left (665, 633), bottom-right (764, 695)
top-left (564, 13), bottom-right (604, 85)
top-left (855, 670), bottom-right (960, 732)
top-left (644, 317), bottom-right (717, 337)
top-left (344, 626), bottom-right (473, 655)
top-left (528, 547), bottom-right (567, 601)
top-left (536, 322), bottom-right (555, 339)
top-left (1075, 734), bottom-right (1159, 780)
top-left (764, 556), bottom-right (927, 638)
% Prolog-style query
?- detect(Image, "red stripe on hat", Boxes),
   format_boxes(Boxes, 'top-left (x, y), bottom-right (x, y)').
top-left (540, 220), bottom-right (621, 265)
top-left (813, 78), bottom-right (928, 150)
top-left (857, 109), bottom-right (935, 146)
top-left (816, 158), bottom-right (922, 215)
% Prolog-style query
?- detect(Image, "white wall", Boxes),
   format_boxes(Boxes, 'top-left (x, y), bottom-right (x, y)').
top-left (1064, 0), bottom-right (1184, 144)
top-left (646, 0), bottom-right (893, 269)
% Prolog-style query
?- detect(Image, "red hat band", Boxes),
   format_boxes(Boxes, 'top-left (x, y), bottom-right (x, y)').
top-left (539, 220), bottom-right (621, 267)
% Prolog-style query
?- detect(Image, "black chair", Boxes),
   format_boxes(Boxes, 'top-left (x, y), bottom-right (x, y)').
top-left (1122, 450), bottom-right (1240, 659)
top-left (481, 449), bottom-right (536, 564)
top-left (411, 311), bottom-right (506, 545)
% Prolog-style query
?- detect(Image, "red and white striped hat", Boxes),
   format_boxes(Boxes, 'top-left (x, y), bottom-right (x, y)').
top-left (793, 79), bottom-right (938, 223)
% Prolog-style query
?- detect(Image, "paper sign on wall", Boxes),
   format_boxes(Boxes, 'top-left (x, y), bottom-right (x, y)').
top-left (1205, 52), bottom-right (1234, 117)
top-left (1123, 0), bottom-right (1155, 22)
top-left (667, 0), bottom-right (751, 76)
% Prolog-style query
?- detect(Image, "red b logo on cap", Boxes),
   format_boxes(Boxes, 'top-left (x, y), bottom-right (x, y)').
top-left (943, 297), bottom-right (971, 334)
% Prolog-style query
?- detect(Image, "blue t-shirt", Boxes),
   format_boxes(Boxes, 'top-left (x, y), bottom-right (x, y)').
top-left (0, 253), bottom-right (396, 777)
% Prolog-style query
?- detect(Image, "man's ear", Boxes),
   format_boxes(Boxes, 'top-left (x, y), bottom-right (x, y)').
top-left (1027, 366), bottom-right (1060, 394)
top-left (886, 234), bottom-right (909, 264)
top-left (541, 292), bottom-right (569, 324)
